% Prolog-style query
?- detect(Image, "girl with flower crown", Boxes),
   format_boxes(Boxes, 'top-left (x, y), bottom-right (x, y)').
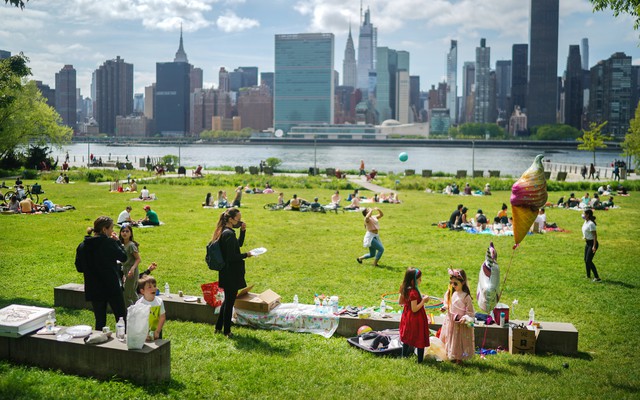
top-left (398, 267), bottom-right (430, 363)
top-left (440, 268), bottom-right (475, 364)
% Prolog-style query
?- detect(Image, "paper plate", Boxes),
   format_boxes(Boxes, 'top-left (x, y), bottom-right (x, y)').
top-left (183, 296), bottom-right (198, 302)
top-left (249, 247), bottom-right (267, 256)
top-left (66, 325), bottom-right (93, 337)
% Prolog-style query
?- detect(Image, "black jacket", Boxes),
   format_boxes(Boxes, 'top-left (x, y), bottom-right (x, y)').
top-left (218, 228), bottom-right (247, 291)
top-left (75, 235), bottom-right (127, 301)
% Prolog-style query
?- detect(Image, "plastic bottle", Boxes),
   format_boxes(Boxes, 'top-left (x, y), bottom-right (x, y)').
top-left (529, 308), bottom-right (535, 325)
top-left (379, 299), bottom-right (386, 316)
top-left (164, 282), bottom-right (170, 297)
top-left (314, 296), bottom-right (320, 312)
top-left (293, 294), bottom-right (299, 306)
top-left (322, 297), bottom-right (328, 312)
top-left (116, 317), bottom-right (125, 342)
top-left (45, 311), bottom-right (55, 332)
top-left (500, 312), bottom-right (505, 327)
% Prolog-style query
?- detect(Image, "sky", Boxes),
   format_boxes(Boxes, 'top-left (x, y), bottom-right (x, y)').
top-left (1, 0), bottom-right (639, 99)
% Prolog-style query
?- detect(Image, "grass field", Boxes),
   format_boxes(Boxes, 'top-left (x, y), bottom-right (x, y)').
top-left (0, 173), bottom-right (639, 399)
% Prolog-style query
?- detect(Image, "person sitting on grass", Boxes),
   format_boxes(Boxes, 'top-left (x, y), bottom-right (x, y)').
top-left (217, 190), bottom-right (229, 208)
top-left (602, 196), bottom-right (615, 208)
top-left (284, 194), bottom-right (308, 211)
top-left (117, 205), bottom-right (137, 226)
top-left (140, 186), bottom-right (151, 200)
top-left (475, 209), bottom-right (488, 231)
top-left (19, 197), bottom-right (43, 213)
top-left (483, 183), bottom-right (492, 195)
top-left (203, 192), bottom-right (214, 207)
top-left (129, 179), bottom-right (138, 192)
top-left (136, 275), bottom-right (166, 341)
top-left (56, 173), bottom-right (64, 184)
top-left (139, 205), bottom-right (160, 226)
top-left (309, 197), bottom-right (322, 212)
top-left (330, 190), bottom-right (340, 207)
top-left (7, 195), bottom-right (20, 213)
top-left (497, 203), bottom-right (509, 224)
top-left (448, 204), bottom-right (463, 229)
top-left (344, 194), bottom-right (361, 210)
top-left (463, 183), bottom-right (472, 195)
top-left (366, 169), bottom-right (378, 182)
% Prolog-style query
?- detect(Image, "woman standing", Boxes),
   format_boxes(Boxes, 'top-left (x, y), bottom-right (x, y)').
top-left (213, 208), bottom-right (252, 337)
top-left (356, 207), bottom-right (384, 267)
top-left (75, 216), bottom-right (127, 330)
top-left (582, 209), bottom-right (601, 282)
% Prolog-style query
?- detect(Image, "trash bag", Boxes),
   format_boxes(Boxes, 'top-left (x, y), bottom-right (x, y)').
top-left (126, 302), bottom-right (150, 350)
top-left (425, 336), bottom-right (447, 361)
top-left (201, 282), bottom-right (225, 310)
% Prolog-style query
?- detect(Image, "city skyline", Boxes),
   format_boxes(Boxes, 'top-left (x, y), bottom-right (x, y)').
top-left (1, 0), bottom-right (639, 100)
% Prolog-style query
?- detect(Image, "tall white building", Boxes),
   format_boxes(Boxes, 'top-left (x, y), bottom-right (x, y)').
top-left (446, 40), bottom-right (458, 123)
top-left (474, 38), bottom-right (491, 123)
top-left (342, 24), bottom-right (357, 87)
top-left (356, 7), bottom-right (377, 92)
top-left (396, 69), bottom-right (410, 124)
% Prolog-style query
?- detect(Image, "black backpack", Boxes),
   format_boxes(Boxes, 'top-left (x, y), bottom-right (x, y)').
top-left (206, 231), bottom-right (227, 271)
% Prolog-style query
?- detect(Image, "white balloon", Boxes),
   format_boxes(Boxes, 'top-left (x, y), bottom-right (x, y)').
top-left (476, 242), bottom-right (500, 312)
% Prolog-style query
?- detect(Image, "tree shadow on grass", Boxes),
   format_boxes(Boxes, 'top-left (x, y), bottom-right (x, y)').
top-left (230, 334), bottom-right (293, 357)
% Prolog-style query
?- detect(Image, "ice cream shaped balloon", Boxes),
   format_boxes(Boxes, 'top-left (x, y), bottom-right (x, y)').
top-left (510, 154), bottom-right (548, 245)
top-left (477, 242), bottom-right (500, 312)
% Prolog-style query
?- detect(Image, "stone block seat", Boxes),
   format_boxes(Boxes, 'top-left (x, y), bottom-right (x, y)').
top-left (0, 328), bottom-right (170, 384)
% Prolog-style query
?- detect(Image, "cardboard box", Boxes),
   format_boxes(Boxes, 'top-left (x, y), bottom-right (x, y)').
top-left (509, 326), bottom-right (537, 355)
top-left (235, 287), bottom-right (281, 313)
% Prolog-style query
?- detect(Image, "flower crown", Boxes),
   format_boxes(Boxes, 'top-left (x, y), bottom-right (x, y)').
top-left (448, 268), bottom-right (465, 282)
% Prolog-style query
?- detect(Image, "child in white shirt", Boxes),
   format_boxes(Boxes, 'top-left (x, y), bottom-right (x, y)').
top-left (136, 275), bottom-right (166, 340)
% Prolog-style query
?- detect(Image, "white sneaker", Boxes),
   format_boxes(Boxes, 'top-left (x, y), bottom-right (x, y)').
top-left (592, 278), bottom-right (602, 282)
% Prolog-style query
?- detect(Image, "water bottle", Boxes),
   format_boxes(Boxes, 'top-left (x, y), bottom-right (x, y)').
top-left (500, 312), bottom-right (505, 327)
top-left (529, 308), bottom-right (535, 325)
top-left (293, 294), bottom-right (299, 306)
top-left (164, 282), bottom-right (170, 297)
top-left (45, 311), bottom-right (55, 332)
top-left (379, 299), bottom-right (386, 316)
top-left (314, 296), bottom-right (320, 312)
top-left (322, 297), bottom-right (328, 313)
top-left (116, 317), bottom-right (125, 342)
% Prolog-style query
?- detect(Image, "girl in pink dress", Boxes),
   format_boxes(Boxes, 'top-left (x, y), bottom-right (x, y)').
top-left (398, 267), bottom-right (430, 363)
top-left (440, 268), bottom-right (475, 364)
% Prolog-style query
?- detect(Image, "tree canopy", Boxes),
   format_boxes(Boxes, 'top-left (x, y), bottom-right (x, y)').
top-left (450, 123), bottom-right (505, 139)
top-left (577, 121), bottom-right (609, 165)
top-left (4, 0), bottom-right (28, 9)
top-left (531, 124), bottom-right (582, 140)
top-left (589, 0), bottom-right (640, 30)
top-left (0, 54), bottom-right (72, 160)
top-left (623, 103), bottom-right (640, 169)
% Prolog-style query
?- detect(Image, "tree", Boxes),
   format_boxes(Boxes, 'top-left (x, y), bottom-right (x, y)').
top-left (4, 0), bottom-right (28, 9)
top-left (589, 0), bottom-right (640, 30)
top-left (532, 124), bottom-right (581, 140)
top-left (0, 54), bottom-right (72, 160)
top-left (623, 103), bottom-right (640, 169)
top-left (577, 121), bottom-right (609, 165)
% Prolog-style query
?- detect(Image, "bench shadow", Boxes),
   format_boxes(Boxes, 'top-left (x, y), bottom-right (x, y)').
top-left (507, 359), bottom-right (561, 376)
top-left (0, 298), bottom-right (53, 309)
top-left (422, 358), bottom-right (516, 374)
top-left (535, 350), bottom-right (593, 361)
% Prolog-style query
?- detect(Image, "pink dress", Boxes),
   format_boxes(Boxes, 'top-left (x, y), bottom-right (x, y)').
top-left (440, 291), bottom-right (475, 360)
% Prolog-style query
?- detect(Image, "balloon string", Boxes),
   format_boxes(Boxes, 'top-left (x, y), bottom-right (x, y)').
top-left (499, 247), bottom-right (518, 301)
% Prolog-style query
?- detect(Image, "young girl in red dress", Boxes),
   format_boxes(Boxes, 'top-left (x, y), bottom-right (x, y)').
top-left (398, 267), bottom-right (430, 363)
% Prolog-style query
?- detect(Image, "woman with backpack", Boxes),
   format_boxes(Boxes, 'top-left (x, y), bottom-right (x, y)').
top-left (211, 208), bottom-right (252, 337)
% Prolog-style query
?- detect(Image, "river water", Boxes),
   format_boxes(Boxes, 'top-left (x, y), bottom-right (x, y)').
top-left (54, 143), bottom-right (624, 177)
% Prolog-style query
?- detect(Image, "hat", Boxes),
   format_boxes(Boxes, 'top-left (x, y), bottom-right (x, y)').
top-left (143, 205), bottom-right (151, 211)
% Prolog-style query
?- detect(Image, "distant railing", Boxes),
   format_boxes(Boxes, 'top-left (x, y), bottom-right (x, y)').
top-left (544, 161), bottom-right (614, 179)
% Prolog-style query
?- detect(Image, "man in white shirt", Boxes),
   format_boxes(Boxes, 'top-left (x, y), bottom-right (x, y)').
top-left (117, 206), bottom-right (136, 226)
top-left (140, 186), bottom-right (150, 200)
top-left (533, 208), bottom-right (547, 233)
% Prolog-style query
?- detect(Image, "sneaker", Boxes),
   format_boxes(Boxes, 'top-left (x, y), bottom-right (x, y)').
top-left (592, 278), bottom-right (602, 282)
top-left (356, 257), bottom-right (362, 264)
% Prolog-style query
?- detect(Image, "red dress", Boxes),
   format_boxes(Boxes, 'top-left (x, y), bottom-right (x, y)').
top-left (399, 289), bottom-right (430, 348)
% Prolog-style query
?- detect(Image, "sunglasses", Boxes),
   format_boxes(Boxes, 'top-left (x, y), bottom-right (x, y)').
top-left (450, 281), bottom-right (459, 287)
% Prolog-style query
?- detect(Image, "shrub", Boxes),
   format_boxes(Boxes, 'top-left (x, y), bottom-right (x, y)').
top-left (86, 171), bottom-right (103, 182)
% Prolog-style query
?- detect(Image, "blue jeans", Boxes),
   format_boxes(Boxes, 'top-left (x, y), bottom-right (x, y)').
top-left (361, 236), bottom-right (384, 261)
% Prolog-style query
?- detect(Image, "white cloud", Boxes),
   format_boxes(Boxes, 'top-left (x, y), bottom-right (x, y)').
top-left (216, 10), bottom-right (259, 32)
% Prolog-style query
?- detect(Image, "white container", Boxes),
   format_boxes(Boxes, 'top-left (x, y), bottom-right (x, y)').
top-left (293, 294), bottom-right (299, 306)
top-left (116, 317), bottom-right (125, 342)
top-left (330, 296), bottom-right (339, 313)
top-left (529, 308), bottom-right (535, 324)
top-left (164, 282), bottom-right (170, 296)
top-left (379, 299), bottom-right (386, 316)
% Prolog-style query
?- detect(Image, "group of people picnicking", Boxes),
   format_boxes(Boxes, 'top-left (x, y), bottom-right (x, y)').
top-left (0, 177), bottom-right (74, 214)
top-left (117, 204), bottom-right (160, 227)
top-left (443, 183), bottom-right (492, 196)
top-left (75, 216), bottom-right (164, 341)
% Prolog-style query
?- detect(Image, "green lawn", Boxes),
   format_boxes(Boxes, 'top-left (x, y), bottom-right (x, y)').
top-left (1, 175), bottom-right (639, 399)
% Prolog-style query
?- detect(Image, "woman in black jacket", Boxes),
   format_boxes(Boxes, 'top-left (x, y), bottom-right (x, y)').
top-left (75, 216), bottom-right (128, 330)
top-left (212, 208), bottom-right (252, 337)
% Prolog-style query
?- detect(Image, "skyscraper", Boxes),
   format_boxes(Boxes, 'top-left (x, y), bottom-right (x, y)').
top-left (260, 72), bottom-right (274, 94)
top-left (190, 67), bottom-right (203, 93)
top-left (528, 0), bottom-right (559, 127)
top-left (94, 56), bottom-right (133, 135)
top-left (447, 40), bottom-right (458, 123)
top-left (564, 45), bottom-right (583, 129)
top-left (581, 38), bottom-right (589, 70)
top-left (342, 24), bottom-right (357, 88)
top-left (133, 93), bottom-right (144, 114)
top-left (495, 60), bottom-right (512, 118)
top-left (409, 75), bottom-right (420, 122)
top-left (588, 52), bottom-right (636, 139)
top-left (238, 67), bottom-right (259, 87)
top-left (55, 64), bottom-right (77, 130)
top-left (474, 38), bottom-right (491, 123)
top-left (219, 67), bottom-right (229, 92)
top-left (511, 44), bottom-right (528, 114)
top-left (461, 62), bottom-right (475, 123)
top-left (357, 8), bottom-right (377, 92)
top-left (238, 85), bottom-right (273, 131)
top-left (155, 31), bottom-right (191, 136)
top-left (376, 47), bottom-right (397, 122)
top-left (274, 33), bottom-right (334, 134)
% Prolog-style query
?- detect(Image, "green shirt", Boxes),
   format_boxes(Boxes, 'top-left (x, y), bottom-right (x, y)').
top-left (146, 210), bottom-right (159, 224)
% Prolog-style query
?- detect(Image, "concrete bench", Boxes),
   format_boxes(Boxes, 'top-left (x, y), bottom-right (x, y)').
top-left (421, 169), bottom-right (432, 178)
top-left (489, 170), bottom-right (500, 177)
top-left (404, 169), bottom-right (415, 176)
top-left (456, 170), bottom-right (467, 179)
top-left (473, 170), bottom-right (484, 178)
top-left (0, 328), bottom-right (170, 384)
top-left (55, 285), bottom-right (577, 355)
top-left (55, 283), bottom-right (218, 324)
